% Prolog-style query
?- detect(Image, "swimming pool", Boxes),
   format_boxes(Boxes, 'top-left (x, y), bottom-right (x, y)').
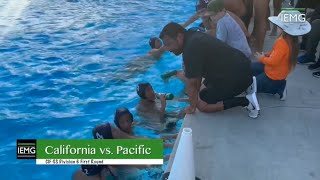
top-left (0, 0), bottom-right (196, 179)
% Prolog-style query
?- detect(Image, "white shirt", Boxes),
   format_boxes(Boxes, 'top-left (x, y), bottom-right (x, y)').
top-left (216, 13), bottom-right (252, 58)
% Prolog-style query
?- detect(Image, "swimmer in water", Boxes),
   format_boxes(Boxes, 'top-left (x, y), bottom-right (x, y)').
top-left (73, 108), bottom-right (172, 180)
top-left (147, 37), bottom-right (166, 59)
top-left (136, 83), bottom-right (185, 132)
top-left (72, 108), bottom-right (144, 180)
top-left (111, 37), bottom-right (166, 84)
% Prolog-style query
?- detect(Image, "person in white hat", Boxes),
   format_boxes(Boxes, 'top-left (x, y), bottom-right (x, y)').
top-left (253, 10), bottom-right (311, 100)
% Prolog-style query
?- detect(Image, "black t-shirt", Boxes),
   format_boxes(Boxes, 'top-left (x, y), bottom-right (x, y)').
top-left (182, 30), bottom-right (251, 87)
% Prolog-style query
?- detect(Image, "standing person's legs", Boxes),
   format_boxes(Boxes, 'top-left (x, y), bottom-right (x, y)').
top-left (242, 0), bottom-right (254, 29)
top-left (270, 0), bottom-right (282, 36)
top-left (294, 0), bottom-right (304, 8)
top-left (299, 11), bottom-right (316, 50)
top-left (306, 20), bottom-right (320, 58)
top-left (307, 20), bottom-right (320, 69)
top-left (251, 0), bottom-right (270, 52)
top-left (300, 34), bottom-right (308, 51)
top-left (224, 0), bottom-right (252, 28)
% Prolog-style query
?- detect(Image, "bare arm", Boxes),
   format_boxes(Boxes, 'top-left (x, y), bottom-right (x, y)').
top-left (182, 13), bottom-right (200, 28)
top-left (148, 47), bottom-right (166, 60)
top-left (159, 94), bottom-right (167, 120)
top-left (185, 78), bottom-right (202, 113)
top-left (111, 126), bottom-right (146, 139)
top-left (181, 9), bottom-right (207, 28)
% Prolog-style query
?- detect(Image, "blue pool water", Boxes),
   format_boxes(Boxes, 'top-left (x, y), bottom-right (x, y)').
top-left (0, 0), bottom-right (197, 179)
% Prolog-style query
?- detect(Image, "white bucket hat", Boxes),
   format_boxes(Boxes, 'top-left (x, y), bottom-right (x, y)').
top-left (268, 10), bottom-right (311, 36)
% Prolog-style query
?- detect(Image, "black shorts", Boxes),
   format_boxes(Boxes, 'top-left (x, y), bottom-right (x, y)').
top-left (200, 76), bottom-right (252, 104)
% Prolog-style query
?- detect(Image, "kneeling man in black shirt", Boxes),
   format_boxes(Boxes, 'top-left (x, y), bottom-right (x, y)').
top-left (159, 22), bottom-right (260, 118)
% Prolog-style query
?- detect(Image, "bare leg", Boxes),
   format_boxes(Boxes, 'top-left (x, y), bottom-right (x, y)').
top-left (252, 0), bottom-right (270, 52)
top-left (241, 0), bottom-right (254, 29)
top-left (270, 0), bottom-right (282, 36)
top-left (224, 0), bottom-right (247, 19)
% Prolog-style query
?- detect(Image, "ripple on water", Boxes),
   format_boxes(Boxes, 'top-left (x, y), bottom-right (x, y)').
top-left (46, 130), bottom-right (70, 137)
top-left (24, 88), bottom-right (61, 98)
top-left (84, 22), bottom-right (96, 28)
top-left (80, 62), bottom-right (103, 72)
top-left (49, 70), bottom-right (73, 79)
top-left (82, 99), bottom-right (119, 114)
top-left (0, 46), bottom-right (20, 53)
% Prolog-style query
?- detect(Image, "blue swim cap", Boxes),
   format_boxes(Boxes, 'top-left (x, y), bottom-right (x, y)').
top-left (114, 107), bottom-right (133, 130)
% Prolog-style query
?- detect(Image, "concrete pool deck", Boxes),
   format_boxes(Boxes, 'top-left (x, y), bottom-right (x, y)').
top-left (164, 13), bottom-right (320, 180)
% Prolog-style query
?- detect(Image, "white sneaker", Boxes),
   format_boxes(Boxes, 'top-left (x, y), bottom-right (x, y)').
top-left (246, 93), bottom-right (260, 110)
top-left (245, 93), bottom-right (260, 118)
top-left (246, 103), bottom-right (259, 118)
top-left (280, 85), bottom-right (287, 101)
top-left (246, 76), bottom-right (257, 95)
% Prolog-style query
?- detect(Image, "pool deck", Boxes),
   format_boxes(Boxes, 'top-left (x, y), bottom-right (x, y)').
top-left (164, 14), bottom-right (320, 180)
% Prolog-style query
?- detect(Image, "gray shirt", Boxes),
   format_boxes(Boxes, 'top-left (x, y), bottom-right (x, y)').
top-left (216, 13), bottom-right (252, 58)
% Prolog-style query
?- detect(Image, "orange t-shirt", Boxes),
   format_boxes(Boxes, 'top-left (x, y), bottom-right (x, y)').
top-left (259, 37), bottom-right (290, 80)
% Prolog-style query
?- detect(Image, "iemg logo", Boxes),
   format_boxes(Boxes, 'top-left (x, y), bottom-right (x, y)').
top-left (17, 139), bottom-right (37, 159)
top-left (279, 8), bottom-right (306, 23)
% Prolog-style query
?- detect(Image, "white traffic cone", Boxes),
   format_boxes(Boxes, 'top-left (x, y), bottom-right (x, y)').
top-left (168, 128), bottom-right (195, 180)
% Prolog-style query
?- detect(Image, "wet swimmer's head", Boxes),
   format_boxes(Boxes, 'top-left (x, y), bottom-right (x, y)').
top-left (196, 0), bottom-right (209, 11)
top-left (114, 107), bottom-right (134, 134)
top-left (160, 22), bottom-right (186, 56)
top-left (137, 82), bottom-right (156, 101)
top-left (149, 37), bottom-right (162, 49)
